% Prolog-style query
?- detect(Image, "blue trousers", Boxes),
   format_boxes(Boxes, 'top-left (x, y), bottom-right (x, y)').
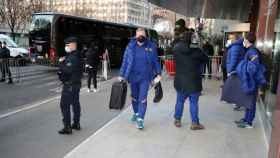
top-left (130, 80), bottom-right (150, 120)
top-left (244, 94), bottom-right (257, 125)
top-left (174, 91), bottom-right (200, 124)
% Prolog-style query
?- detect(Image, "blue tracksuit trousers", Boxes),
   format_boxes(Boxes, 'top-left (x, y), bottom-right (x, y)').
top-left (130, 80), bottom-right (150, 120)
top-left (244, 94), bottom-right (257, 125)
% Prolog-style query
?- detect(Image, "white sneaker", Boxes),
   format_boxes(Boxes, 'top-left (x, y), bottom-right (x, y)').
top-left (87, 89), bottom-right (93, 93)
top-left (93, 88), bottom-right (98, 93)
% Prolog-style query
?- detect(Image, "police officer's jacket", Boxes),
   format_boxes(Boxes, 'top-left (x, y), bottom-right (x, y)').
top-left (0, 47), bottom-right (10, 59)
top-left (58, 50), bottom-right (83, 86)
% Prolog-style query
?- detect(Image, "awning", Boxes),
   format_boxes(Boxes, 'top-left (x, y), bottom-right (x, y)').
top-left (149, 0), bottom-right (251, 21)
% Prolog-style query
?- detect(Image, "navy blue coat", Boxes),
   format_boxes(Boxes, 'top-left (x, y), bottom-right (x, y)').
top-left (119, 38), bottom-right (161, 82)
top-left (226, 39), bottom-right (245, 74)
top-left (236, 46), bottom-right (267, 94)
top-left (58, 51), bottom-right (83, 86)
top-left (173, 40), bottom-right (208, 94)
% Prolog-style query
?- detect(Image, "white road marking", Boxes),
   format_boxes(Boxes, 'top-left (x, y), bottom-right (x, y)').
top-left (16, 75), bottom-right (58, 86)
top-left (63, 107), bottom-right (130, 158)
top-left (0, 78), bottom-right (115, 120)
top-left (0, 96), bottom-right (60, 120)
top-left (34, 81), bottom-right (59, 89)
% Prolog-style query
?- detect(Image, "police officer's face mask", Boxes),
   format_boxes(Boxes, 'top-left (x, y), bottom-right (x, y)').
top-left (65, 46), bottom-right (71, 53)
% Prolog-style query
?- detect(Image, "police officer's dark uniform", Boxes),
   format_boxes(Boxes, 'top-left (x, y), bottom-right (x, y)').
top-left (58, 37), bottom-right (83, 135)
top-left (0, 42), bottom-right (13, 84)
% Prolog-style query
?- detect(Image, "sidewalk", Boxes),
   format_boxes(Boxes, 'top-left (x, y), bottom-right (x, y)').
top-left (64, 78), bottom-right (267, 158)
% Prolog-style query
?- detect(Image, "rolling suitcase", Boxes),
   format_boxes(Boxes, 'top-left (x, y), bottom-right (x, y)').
top-left (109, 81), bottom-right (127, 110)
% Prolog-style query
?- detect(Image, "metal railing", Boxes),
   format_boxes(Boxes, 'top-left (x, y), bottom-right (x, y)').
top-left (159, 55), bottom-right (223, 80)
top-left (0, 58), bottom-right (58, 83)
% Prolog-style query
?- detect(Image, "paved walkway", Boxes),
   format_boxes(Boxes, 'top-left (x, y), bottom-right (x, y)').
top-left (64, 78), bottom-right (267, 158)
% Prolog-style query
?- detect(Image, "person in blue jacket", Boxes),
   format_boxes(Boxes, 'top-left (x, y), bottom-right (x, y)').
top-left (226, 34), bottom-right (246, 111)
top-left (119, 28), bottom-right (162, 130)
top-left (235, 32), bottom-right (266, 129)
top-left (226, 34), bottom-right (246, 75)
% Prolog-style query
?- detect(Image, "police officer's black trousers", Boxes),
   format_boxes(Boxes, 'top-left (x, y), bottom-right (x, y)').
top-left (87, 68), bottom-right (97, 89)
top-left (60, 84), bottom-right (81, 127)
top-left (0, 61), bottom-right (12, 80)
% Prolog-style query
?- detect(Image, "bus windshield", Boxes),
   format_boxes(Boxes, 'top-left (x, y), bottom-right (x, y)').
top-left (30, 15), bottom-right (53, 31)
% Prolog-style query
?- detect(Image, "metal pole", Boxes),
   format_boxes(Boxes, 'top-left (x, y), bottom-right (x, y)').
top-left (49, 0), bottom-right (53, 12)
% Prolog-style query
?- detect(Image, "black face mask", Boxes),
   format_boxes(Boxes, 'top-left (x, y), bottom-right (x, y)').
top-left (136, 36), bottom-right (146, 43)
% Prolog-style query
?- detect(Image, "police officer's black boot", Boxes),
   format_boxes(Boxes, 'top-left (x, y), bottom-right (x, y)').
top-left (8, 78), bottom-right (13, 84)
top-left (71, 123), bottom-right (81, 131)
top-left (58, 126), bottom-right (72, 135)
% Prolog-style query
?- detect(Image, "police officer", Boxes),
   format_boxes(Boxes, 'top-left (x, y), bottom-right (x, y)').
top-left (0, 41), bottom-right (13, 84)
top-left (57, 37), bottom-right (83, 135)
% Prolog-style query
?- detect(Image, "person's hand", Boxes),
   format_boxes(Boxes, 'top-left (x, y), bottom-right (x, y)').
top-left (118, 76), bottom-right (124, 82)
top-left (59, 56), bottom-right (65, 62)
top-left (153, 75), bottom-right (162, 84)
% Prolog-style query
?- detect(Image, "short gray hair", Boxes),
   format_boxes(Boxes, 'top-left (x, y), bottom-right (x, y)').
top-left (136, 27), bottom-right (146, 33)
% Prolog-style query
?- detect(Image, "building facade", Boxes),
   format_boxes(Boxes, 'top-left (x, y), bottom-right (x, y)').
top-left (46, 0), bottom-right (152, 27)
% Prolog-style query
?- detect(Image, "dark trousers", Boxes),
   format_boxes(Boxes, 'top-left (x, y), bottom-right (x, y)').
top-left (0, 60), bottom-right (12, 81)
top-left (222, 67), bottom-right (227, 83)
top-left (87, 68), bottom-right (97, 89)
top-left (244, 94), bottom-right (257, 125)
top-left (60, 84), bottom-right (81, 127)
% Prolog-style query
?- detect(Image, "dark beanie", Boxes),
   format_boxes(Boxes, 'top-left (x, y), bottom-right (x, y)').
top-left (175, 19), bottom-right (186, 28)
top-left (245, 32), bottom-right (256, 43)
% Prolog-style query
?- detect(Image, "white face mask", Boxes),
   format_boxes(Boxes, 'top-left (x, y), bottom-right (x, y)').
top-left (243, 41), bottom-right (246, 48)
top-left (65, 46), bottom-right (71, 53)
top-left (225, 40), bottom-right (232, 48)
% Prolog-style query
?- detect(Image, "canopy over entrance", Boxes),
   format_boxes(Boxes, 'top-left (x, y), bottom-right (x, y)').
top-left (149, 0), bottom-right (251, 21)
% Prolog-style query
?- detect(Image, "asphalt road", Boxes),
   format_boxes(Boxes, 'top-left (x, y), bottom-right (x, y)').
top-left (0, 71), bottom-right (124, 158)
top-left (0, 65), bottom-right (123, 158)
top-left (0, 65), bottom-right (117, 114)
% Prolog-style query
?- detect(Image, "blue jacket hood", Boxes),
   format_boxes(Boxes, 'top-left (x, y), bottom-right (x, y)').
top-left (228, 38), bottom-right (243, 49)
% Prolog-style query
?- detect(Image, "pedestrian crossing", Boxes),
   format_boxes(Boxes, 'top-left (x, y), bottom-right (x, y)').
top-left (1, 66), bottom-right (119, 95)
top-left (11, 71), bottom-right (106, 93)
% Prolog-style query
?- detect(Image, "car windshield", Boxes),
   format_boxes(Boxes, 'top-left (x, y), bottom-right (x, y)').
top-left (0, 37), bottom-right (18, 48)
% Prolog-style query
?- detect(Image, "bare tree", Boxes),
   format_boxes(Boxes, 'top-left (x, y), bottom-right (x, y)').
top-left (0, 0), bottom-right (45, 40)
top-left (29, 0), bottom-right (45, 13)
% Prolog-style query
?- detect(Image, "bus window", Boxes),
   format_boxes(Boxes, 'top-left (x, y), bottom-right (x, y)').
top-left (30, 15), bottom-right (53, 32)
top-left (29, 15), bottom-right (53, 58)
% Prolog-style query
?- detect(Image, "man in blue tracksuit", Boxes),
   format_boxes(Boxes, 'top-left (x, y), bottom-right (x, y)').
top-left (226, 34), bottom-right (246, 111)
top-left (119, 28), bottom-right (161, 130)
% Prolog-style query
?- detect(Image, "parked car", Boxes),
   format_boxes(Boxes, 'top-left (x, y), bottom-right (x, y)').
top-left (0, 34), bottom-right (29, 65)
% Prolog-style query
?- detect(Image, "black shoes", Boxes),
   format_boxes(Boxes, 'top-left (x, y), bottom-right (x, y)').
top-left (71, 123), bottom-right (81, 130)
top-left (233, 106), bottom-right (245, 111)
top-left (0, 79), bottom-right (13, 84)
top-left (58, 126), bottom-right (72, 135)
top-left (234, 118), bottom-right (246, 124)
top-left (58, 123), bottom-right (81, 135)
